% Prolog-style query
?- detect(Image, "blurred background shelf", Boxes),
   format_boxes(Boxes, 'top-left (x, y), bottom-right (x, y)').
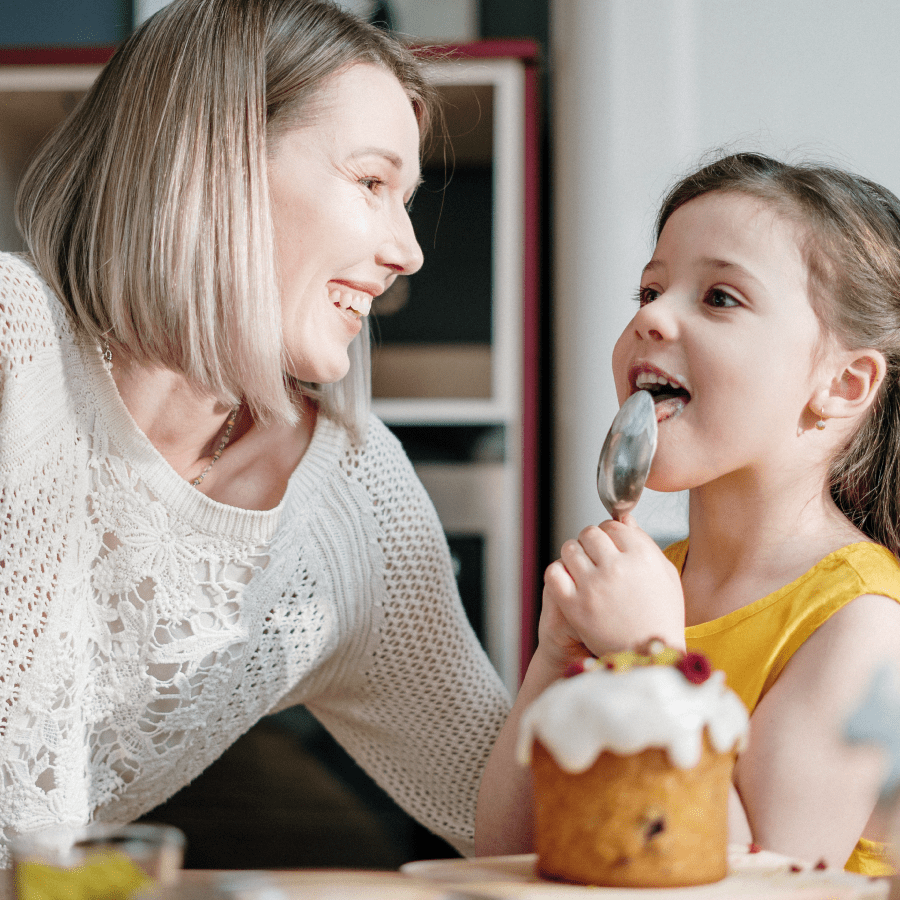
top-left (371, 45), bottom-right (541, 692)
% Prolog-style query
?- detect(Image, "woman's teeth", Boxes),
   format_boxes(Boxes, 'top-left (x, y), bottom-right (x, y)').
top-left (329, 288), bottom-right (372, 318)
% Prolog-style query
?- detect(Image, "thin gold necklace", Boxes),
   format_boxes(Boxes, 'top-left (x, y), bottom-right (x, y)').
top-left (191, 406), bottom-right (240, 487)
top-left (101, 340), bottom-right (240, 489)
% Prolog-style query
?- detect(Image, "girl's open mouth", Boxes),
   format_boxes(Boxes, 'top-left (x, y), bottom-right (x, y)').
top-left (634, 369), bottom-right (691, 422)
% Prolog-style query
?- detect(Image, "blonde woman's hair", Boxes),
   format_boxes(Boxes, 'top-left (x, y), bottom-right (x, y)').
top-left (16, 0), bottom-right (435, 435)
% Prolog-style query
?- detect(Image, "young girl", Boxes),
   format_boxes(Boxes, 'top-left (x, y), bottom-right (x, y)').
top-left (477, 151), bottom-right (900, 875)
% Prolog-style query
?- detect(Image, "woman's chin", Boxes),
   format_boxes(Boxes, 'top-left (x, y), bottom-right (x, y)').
top-left (286, 355), bottom-right (351, 385)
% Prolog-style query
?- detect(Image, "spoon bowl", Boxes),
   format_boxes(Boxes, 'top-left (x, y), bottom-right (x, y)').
top-left (596, 390), bottom-right (658, 521)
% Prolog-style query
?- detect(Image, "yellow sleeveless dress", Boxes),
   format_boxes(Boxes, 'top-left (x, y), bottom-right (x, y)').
top-left (665, 540), bottom-right (900, 876)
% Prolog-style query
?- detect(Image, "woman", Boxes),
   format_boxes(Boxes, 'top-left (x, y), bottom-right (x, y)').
top-left (0, 0), bottom-right (510, 865)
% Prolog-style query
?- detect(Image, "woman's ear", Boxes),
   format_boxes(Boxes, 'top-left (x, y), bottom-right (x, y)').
top-left (816, 349), bottom-right (886, 421)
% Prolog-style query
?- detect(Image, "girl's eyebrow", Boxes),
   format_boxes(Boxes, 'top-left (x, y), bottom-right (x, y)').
top-left (643, 257), bottom-right (762, 288)
top-left (700, 257), bottom-right (762, 287)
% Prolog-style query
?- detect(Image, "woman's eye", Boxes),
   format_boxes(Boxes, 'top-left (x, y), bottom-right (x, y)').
top-left (704, 288), bottom-right (739, 308)
top-left (359, 176), bottom-right (384, 192)
top-left (634, 286), bottom-right (659, 307)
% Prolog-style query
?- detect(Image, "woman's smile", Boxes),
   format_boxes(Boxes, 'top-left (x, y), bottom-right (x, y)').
top-left (328, 278), bottom-right (385, 322)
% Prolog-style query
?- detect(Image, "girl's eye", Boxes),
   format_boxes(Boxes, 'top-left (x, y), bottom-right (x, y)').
top-left (704, 288), bottom-right (739, 309)
top-left (634, 286), bottom-right (660, 307)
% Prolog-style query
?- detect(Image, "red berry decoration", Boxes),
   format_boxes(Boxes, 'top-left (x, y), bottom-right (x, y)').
top-left (814, 859), bottom-right (827, 870)
top-left (748, 842), bottom-right (762, 854)
top-left (677, 651), bottom-right (712, 684)
top-left (789, 864), bottom-right (802, 873)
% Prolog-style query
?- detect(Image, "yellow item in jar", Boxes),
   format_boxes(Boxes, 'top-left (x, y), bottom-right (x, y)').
top-left (16, 849), bottom-right (153, 900)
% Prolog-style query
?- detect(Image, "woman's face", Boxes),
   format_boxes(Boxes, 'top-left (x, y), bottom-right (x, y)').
top-left (268, 63), bottom-right (424, 384)
top-left (612, 191), bottom-right (834, 493)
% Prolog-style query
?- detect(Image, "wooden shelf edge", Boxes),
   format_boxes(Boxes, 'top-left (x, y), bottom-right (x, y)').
top-left (0, 47), bottom-right (117, 65)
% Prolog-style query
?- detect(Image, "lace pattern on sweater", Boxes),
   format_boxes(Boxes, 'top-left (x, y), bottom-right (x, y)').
top-left (0, 252), bottom-right (510, 865)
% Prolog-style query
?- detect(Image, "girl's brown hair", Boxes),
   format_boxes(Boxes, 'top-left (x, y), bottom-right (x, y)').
top-left (16, 0), bottom-right (436, 433)
top-left (656, 151), bottom-right (900, 556)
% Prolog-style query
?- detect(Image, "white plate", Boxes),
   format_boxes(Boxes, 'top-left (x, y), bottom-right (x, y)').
top-left (401, 846), bottom-right (890, 899)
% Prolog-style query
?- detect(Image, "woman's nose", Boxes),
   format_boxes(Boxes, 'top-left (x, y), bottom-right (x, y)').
top-left (378, 206), bottom-right (424, 275)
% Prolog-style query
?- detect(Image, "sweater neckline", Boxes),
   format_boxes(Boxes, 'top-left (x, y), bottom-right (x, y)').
top-left (81, 333), bottom-right (347, 540)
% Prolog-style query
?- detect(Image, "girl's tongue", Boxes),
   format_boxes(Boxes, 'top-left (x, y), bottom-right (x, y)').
top-left (634, 372), bottom-right (691, 422)
top-left (654, 395), bottom-right (688, 423)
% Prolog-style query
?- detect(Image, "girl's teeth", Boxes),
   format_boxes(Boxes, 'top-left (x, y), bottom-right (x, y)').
top-left (635, 371), bottom-right (685, 391)
top-left (329, 288), bottom-right (372, 318)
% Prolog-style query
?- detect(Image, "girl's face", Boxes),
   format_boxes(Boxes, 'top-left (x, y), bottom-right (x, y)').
top-left (268, 63), bottom-right (424, 384)
top-left (612, 190), bottom-right (834, 492)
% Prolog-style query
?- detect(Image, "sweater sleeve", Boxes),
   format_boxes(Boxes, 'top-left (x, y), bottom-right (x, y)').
top-left (0, 254), bottom-right (78, 749)
top-left (303, 417), bottom-right (512, 857)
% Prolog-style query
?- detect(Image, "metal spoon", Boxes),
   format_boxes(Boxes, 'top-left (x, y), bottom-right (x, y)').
top-left (596, 389), bottom-right (658, 521)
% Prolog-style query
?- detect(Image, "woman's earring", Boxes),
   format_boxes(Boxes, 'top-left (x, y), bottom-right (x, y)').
top-left (815, 408), bottom-right (827, 430)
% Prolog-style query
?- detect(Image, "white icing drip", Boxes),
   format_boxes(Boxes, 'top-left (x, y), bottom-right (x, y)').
top-left (516, 666), bottom-right (749, 772)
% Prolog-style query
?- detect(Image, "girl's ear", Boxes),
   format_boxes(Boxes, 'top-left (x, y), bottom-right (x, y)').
top-left (816, 349), bottom-right (886, 421)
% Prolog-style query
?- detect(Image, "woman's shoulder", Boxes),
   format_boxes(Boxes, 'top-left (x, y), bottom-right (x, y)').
top-left (361, 414), bottom-right (424, 480)
top-left (362, 413), bottom-right (406, 452)
top-left (338, 413), bottom-right (431, 501)
top-left (288, 412), bottom-right (414, 500)
top-left (0, 251), bottom-right (47, 297)
top-left (338, 413), bottom-right (414, 468)
top-left (0, 251), bottom-right (71, 346)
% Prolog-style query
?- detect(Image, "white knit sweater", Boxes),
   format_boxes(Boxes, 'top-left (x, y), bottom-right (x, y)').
top-left (0, 251), bottom-right (511, 866)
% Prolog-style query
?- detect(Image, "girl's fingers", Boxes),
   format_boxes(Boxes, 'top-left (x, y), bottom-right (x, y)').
top-left (577, 522), bottom-right (629, 563)
top-left (559, 535), bottom-right (598, 576)
top-left (598, 516), bottom-right (654, 553)
top-left (544, 558), bottom-right (576, 595)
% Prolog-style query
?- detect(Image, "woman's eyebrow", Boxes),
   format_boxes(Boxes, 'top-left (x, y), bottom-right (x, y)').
top-left (349, 147), bottom-right (423, 189)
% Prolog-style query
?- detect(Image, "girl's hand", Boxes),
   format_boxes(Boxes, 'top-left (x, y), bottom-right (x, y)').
top-left (539, 514), bottom-right (685, 671)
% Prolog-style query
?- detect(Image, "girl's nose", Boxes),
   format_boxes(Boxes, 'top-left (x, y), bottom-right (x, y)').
top-left (633, 294), bottom-right (678, 342)
top-left (378, 206), bottom-right (424, 276)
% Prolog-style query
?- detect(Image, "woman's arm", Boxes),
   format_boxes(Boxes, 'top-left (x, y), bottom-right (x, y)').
top-left (733, 592), bottom-right (900, 867)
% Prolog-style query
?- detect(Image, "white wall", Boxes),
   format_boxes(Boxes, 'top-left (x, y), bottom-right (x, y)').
top-left (551, 0), bottom-right (900, 549)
